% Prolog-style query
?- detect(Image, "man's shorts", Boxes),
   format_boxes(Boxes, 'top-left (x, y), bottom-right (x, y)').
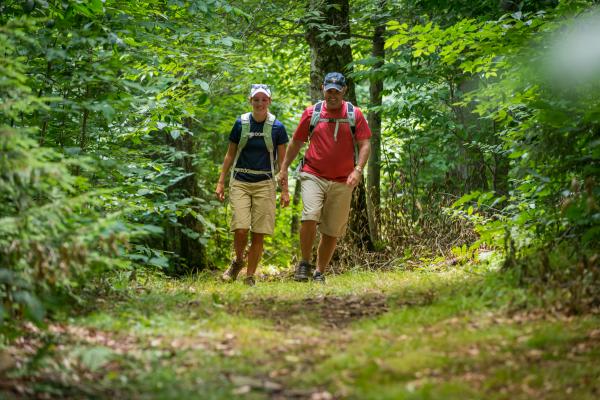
top-left (230, 179), bottom-right (276, 235)
top-left (299, 171), bottom-right (354, 238)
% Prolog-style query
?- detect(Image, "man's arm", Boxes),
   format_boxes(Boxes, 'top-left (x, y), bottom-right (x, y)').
top-left (278, 139), bottom-right (304, 187)
top-left (277, 143), bottom-right (290, 207)
top-left (346, 139), bottom-right (370, 187)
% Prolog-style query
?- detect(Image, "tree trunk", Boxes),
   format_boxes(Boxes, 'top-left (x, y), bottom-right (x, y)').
top-left (366, 2), bottom-right (386, 245)
top-left (306, 0), bottom-right (356, 103)
top-left (304, 0), bottom-right (374, 251)
top-left (290, 180), bottom-right (302, 235)
top-left (165, 117), bottom-right (207, 272)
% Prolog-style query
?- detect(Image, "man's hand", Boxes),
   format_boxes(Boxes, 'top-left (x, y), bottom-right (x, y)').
top-left (279, 169), bottom-right (288, 188)
top-left (346, 169), bottom-right (362, 187)
top-left (215, 182), bottom-right (226, 202)
top-left (279, 170), bottom-right (290, 207)
top-left (280, 189), bottom-right (290, 208)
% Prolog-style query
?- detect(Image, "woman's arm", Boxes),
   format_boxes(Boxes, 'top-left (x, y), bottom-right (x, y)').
top-left (215, 142), bottom-right (238, 201)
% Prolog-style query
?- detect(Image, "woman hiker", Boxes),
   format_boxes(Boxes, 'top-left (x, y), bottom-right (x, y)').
top-left (215, 84), bottom-right (290, 285)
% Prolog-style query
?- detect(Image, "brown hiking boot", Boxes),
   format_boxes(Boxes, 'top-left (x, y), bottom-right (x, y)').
top-left (221, 259), bottom-right (244, 282)
top-left (243, 275), bottom-right (256, 286)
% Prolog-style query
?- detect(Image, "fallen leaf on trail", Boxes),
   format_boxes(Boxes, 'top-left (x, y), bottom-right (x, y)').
top-left (589, 329), bottom-right (600, 339)
top-left (269, 368), bottom-right (290, 378)
top-left (310, 391), bottom-right (333, 400)
top-left (285, 355), bottom-right (300, 363)
top-left (228, 375), bottom-right (282, 393)
top-left (467, 347), bottom-right (480, 356)
top-left (263, 380), bottom-right (283, 391)
top-left (232, 385), bottom-right (251, 395)
top-left (526, 349), bottom-right (543, 360)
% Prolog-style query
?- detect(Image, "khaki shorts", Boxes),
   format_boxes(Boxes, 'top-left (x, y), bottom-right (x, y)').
top-left (230, 179), bottom-right (276, 235)
top-left (300, 172), bottom-right (354, 238)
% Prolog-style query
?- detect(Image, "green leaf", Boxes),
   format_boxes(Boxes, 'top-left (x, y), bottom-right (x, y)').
top-left (194, 79), bottom-right (210, 91)
top-left (13, 291), bottom-right (45, 323)
top-left (76, 346), bottom-right (114, 372)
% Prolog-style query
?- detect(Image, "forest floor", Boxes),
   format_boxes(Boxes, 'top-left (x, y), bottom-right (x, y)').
top-left (2, 259), bottom-right (600, 399)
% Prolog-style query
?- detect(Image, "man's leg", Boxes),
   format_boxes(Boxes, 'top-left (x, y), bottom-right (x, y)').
top-left (299, 220), bottom-right (317, 262)
top-left (294, 220), bottom-right (317, 281)
top-left (316, 233), bottom-right (337, 273)
top-left (246, 232), bottom-right (265, 276)
top-left (314, 181), bottom-right (353, 280)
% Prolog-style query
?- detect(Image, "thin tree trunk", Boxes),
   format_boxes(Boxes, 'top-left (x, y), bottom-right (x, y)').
top-left (366, 2), bottom-right (386, 245)
top-left (79, 108), bottom-right (89, 151)
top-left (290, 180), bottom-right (302, 235)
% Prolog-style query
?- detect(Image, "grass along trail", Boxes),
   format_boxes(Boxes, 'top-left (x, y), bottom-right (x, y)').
top-left (2, 263), bottom-right (599, 399)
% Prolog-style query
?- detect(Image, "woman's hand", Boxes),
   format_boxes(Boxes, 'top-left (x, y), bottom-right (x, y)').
top-left (215, 182), bottom-right (225, 202)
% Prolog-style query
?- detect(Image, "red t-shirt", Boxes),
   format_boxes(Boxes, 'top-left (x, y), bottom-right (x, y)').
top-left (293, 101), bottom-right (371, 182)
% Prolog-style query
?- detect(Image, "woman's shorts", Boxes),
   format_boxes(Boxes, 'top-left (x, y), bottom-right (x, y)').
top-left (229, 179), bottom-right (276, 235)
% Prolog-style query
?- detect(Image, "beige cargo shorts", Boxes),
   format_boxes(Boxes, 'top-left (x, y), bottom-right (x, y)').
top-left (229, 179), bottom-right (276, 235)
top-left (300, 171), bottom-right (353, 238)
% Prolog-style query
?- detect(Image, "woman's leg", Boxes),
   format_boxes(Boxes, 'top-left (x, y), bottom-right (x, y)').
top-left (246, 232), bottom-right (265, 276)
top-left (233, 228), bottom-right (249, 262)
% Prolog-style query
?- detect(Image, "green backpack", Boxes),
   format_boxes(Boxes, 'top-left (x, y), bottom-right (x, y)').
top-left (231, 112), bottom-right (277, 182)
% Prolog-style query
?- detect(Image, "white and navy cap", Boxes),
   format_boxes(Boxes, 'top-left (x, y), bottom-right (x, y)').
top-left (249, 83), bottom-right (272, 98)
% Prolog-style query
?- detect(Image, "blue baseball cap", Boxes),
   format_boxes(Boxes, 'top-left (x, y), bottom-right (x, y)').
top-left (323, 72), bottom-right (346, 91)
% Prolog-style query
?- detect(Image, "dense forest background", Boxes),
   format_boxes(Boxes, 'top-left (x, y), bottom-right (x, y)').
top-left (1, 0), bottom-right (599, 332)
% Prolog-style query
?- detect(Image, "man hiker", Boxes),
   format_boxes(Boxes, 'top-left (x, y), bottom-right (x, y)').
top-left (279, 72), bottom-right (371, 283)
top-left (216, 84), bottom-right (290, 286)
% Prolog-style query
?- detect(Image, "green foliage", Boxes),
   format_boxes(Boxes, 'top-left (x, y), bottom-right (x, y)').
top-left (376, 0), bottom-right (598, 273)
top-left (0, 17), bottom-right (131, 331)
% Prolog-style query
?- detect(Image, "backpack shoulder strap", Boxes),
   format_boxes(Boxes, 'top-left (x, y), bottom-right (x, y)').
top-left (262, 112), bottom-right (276, 153)
top-left (346, 102), bottom-right (356, 137)
top-left (238, 112), bottom-right (252, 151)
top-left (308, 101), bottom-right (323, 141)
top-left (231, 113), bottom-right (251, 181)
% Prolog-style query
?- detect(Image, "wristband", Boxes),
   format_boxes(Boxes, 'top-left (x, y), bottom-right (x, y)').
top-left (354, 165), bottom-right (363, 174)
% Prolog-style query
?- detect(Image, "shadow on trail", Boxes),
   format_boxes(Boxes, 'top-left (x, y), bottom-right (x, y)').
top-left (233, 291), bottom-right (437, 329)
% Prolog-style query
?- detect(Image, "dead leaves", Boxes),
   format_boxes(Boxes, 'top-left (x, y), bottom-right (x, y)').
top-left (226, 373), bottom-right (334, 399)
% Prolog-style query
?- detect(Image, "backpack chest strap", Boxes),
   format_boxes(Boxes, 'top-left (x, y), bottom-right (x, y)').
top-left (318, 118), bottom-right (351, 123)
top-left (247, 132), bottom-right (268, 138)
top-left (317, 118), bottom-right (351, 142)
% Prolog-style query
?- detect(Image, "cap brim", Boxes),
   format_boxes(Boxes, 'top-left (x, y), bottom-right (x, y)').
top-left (250, 88), bottom-right (271, 98)
top-left (323, 83), bottom-right (344, 91)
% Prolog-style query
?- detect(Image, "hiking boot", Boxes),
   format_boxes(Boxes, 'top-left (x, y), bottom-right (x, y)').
top-left (243, 276), bottom-right (256, 286)
top-left (221, 259), bottom-right (244, 282)
top-left (294, 260), bottom-right (312, 282)
top-left (313, 271), bottom-right (326, 283)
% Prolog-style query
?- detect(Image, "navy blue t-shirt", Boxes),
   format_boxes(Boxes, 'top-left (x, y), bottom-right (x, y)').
top-left (229, 115), bottom-right (289, 182)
